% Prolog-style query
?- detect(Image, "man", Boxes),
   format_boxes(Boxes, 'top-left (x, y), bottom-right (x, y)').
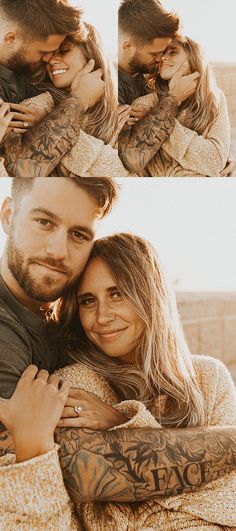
top-left (118, 0), bottom-right (236, 176)
top-left (0, 0), bottom-right (104, 176)
top-left (118, 0), bottom-right (200, 174)
top-left (0, 176), bottom-right (236, 507)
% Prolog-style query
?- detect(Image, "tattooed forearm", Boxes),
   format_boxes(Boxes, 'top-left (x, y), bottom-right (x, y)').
top-left (55, 425), bottom-right (236, 504)
top-left (0, 430), bottom-right (15, 457)
top-left (1, 97), bottom-right (82, 177)
top-left (118, 95), bottom-right (178, 175)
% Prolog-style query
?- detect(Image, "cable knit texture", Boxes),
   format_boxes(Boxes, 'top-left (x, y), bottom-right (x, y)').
top-left (131, 90), bottom-right (230, 177)
top-left (0, 355), bottom-right (235, 530)
top-left (23, 92), bottom-right (133, 177)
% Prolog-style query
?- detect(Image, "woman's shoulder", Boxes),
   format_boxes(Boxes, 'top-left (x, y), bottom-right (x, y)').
top-left (191, 354), bottom-right (236, 424)
top-left (191, 353), bottom-right (233, 386)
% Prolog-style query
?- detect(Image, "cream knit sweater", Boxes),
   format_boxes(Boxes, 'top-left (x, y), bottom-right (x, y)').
top-left (131, 90), bottom-right (230, 177)
top-left (0, 355), bottom-right (235, 530)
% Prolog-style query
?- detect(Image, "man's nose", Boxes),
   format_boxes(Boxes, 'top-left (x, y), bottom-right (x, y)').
top-left (42, 52), bottom-right (56, 64)
top-left (46, 231), bottom-right (68, 259)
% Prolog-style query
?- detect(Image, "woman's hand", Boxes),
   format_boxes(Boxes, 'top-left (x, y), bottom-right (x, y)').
top-left (0, 99), bottom-right (13, 142)
top-left (0, 365), bottom-right (70, 462)
top-left (58, 387), bottom-right (127, 430)
top-left (8, 103), bottom-right (48, 133)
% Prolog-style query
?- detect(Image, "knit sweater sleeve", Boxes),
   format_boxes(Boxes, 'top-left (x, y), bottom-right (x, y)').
top-left (161, 90), bottom-right (230, 176)
top-left (159, 356), bottom-right (236, 527)
top-left (0, 445), bottom-right (80, 530)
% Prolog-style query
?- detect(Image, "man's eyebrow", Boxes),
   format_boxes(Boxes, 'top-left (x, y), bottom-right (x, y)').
top-left (30, 208), bottom-right (95, 239)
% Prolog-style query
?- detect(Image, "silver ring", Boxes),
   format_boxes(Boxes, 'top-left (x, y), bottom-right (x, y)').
top-left (24, 121), bottom-right (29, 129)
top-left (74, 405), bottom-right (82, 416)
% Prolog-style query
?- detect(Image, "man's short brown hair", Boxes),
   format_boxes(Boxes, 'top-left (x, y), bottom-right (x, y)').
top-left (119, 0), bottom-right (180, 43)
top-left (11, 177), bottom-right (118, 219)
top-left (0, 0), bottom-right (82, 40)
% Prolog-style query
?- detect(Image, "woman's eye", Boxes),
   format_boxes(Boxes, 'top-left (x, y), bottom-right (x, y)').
top-left (110, 290), bottom-right (122, 301)
top-left (79, 297), bottom-right (95, 307)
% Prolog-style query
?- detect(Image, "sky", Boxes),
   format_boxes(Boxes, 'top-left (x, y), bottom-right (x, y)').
top-left (158, 0), bottom-right (235, 62)
top-left (0, 178), bottom-right (236, 293)
top-left (69, 0), bottom-right (119, 59)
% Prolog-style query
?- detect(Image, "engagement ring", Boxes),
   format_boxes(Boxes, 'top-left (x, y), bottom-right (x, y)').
top-left (24, 122), bottom-right (29, 128)
top-left (74, 405), bottom-right (82, 416)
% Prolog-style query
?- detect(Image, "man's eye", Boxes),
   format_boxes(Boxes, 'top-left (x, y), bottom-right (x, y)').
top-left (71, 231), bottom-right (88, 241)
top-left (35, 218), bottom-right (53, 227)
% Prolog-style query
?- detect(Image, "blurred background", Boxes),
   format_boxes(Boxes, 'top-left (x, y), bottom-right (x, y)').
top-left (0, 178), bottom-right (236, 381)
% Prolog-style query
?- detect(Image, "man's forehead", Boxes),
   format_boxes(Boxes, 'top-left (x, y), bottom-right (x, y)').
top-left (17, 179), bottom-right (98, 223)
top-left (33, 34), bottom-right (66, 52)
top-left (144, 37), bottom-right (172, 53)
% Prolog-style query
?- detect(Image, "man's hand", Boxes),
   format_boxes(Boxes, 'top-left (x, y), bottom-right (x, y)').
top-left (169, 63), bottom-right (200, 106)
top-left (58, 387), bottom-right (127, 430)
top-left (0, 99), bottom-right (13, 143)
top-left (220, 156), bottom-right (236, 177)
top-left (0, 365), bottom-right (70, 463)
top-left (71, 59), bottom-right (105, 112)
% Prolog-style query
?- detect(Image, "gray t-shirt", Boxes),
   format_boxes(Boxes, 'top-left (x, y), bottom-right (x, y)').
top-left (0, 275), bottom-right (66, 403)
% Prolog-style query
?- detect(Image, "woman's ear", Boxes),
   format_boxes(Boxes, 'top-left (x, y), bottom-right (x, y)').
top-left (0, 197), bottom-right (14, 236)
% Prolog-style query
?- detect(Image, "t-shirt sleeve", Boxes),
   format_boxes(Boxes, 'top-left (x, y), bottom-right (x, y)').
top-left (0, 316), bottom-right (33, 399)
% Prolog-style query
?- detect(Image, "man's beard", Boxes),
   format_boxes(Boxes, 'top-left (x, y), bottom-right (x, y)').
top-left (129, 53), bottom-right (158, 75)
top-left (7, 49), bottom-right (34, 76)
top-left (7, 235), bottom-right (80, 303)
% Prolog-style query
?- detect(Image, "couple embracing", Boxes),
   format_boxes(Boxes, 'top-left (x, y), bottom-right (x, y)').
top-left (0, 176), bottom-right (236, 530)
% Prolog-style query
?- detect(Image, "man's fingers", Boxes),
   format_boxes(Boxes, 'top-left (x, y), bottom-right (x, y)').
top-left (36, 369), bottom-right (49, 381)
top-left (187, 71), bottom-right (200, 81)
top-left (61, 406), bottom-right (82, 418)
top-left (19, 365), bottom-right (39, 381)
top-left (80, 58), bottom-right (95, 75)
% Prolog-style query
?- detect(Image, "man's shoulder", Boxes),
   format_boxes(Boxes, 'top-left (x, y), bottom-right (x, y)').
top-left (0, 299), bottom-right (30, 341)
top-left (118, 69), bottom-right (148, 105)
top-left (0, 64), bottom-right (38, 103)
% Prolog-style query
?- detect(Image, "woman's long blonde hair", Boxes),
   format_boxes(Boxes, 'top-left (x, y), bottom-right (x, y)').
top-left (52, 233), bottom-right (204, 428)
top-left (155, 36), bottom-right (219, 135)
top-left (33, 20), bottom-right (117, 144)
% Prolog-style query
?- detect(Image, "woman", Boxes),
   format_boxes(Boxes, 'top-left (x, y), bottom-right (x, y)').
top-left (2, 23), bottom-right (132, 177)
top-left (119, 37), bottom-right (230, 177)
top-left (1, 234), bottom-right (236, 529)
top-left (53, 233), bottom-right (236, 529)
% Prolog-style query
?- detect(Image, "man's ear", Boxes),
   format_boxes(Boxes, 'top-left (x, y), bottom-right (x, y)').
top-left (4, 31), bottom-right (18, 48)
top-left (0, 197), bottom-right (14, 236)
top-left (123, 39), bottom-right (134, 53)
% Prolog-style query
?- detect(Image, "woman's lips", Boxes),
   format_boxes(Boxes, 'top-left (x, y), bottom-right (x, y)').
top-left (96, 328), bottom-right (128, 341)
top-left (51, 68), bottom-right (68, 77)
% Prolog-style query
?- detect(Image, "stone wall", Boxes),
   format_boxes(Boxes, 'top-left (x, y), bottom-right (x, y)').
top-left (212, 62), bottom-right (236, 154)
top-left (177, 292), bottom-right (236, 384)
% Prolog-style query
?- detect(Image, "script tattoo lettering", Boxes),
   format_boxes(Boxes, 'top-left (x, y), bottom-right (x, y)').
top-left (118, 95), bottom-right (178, 175)
top-left (55, 425), bottom-right (236, 504)
top-left (1, 97), bottom-right (82, 177)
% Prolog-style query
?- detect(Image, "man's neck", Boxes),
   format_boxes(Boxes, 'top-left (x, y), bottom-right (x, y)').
top-left (0, 256), bottom-right (45, 316)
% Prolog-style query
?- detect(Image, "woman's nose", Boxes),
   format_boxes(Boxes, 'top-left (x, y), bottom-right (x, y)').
top-left (96, 304), bottom-right (115, 325)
